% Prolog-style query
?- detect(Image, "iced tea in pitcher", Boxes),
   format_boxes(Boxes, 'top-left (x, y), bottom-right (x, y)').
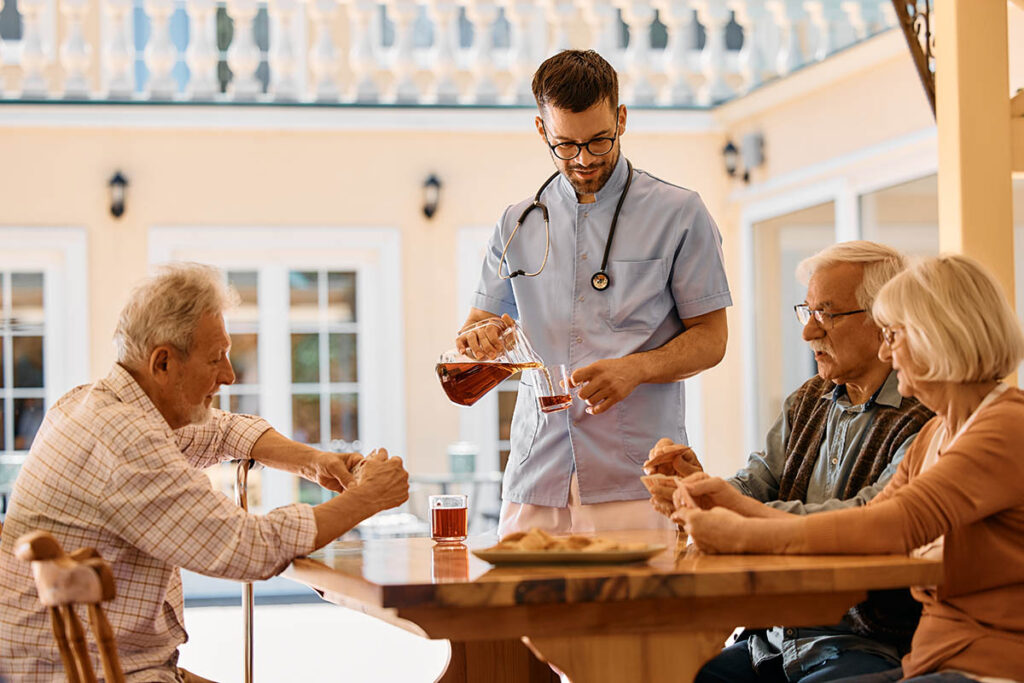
top-left (437, 318), bottom-right (544, 407)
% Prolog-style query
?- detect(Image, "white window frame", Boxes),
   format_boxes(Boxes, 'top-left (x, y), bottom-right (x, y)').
top-left (0, 227), bottom-right (89, 462)
top-left (149, 226), bottom-right (404, 509)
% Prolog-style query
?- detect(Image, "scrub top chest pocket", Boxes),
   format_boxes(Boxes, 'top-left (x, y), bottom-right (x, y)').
top-left (604, 257), bottom-right (673, 332)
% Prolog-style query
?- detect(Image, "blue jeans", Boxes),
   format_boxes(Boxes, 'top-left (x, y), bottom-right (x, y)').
top-left (695, 639), bottom-right (896, 683)
top-left (832, 670), bottom-right (980, 682)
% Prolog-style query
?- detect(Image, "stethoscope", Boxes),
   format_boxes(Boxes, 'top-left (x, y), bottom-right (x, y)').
top-left (498, 159), bottom-right (634, 292)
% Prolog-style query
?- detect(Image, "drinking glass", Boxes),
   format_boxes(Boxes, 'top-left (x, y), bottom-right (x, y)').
top-left (430, 494), bottom-right (468, 543)
top-left (536, 363), bottom-right (572, 413)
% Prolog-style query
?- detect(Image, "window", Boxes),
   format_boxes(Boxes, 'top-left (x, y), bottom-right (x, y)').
top-left (0, 229), bottom-right (88, 518)
top-left (752, 201), bottom-right (835, 440)
top-left (149, 226), bottom-right (404, 513)
top-left (860, 174), bottom-right (939, 257)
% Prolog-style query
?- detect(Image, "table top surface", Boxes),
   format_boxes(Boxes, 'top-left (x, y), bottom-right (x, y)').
top-left (284, 529), bottom-right (943, 610)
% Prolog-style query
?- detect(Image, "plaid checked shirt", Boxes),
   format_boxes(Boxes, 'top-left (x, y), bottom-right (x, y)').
top-left (0, 364), bottom-right (317, 682)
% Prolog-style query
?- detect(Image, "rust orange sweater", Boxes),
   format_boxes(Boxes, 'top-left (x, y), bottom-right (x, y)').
top-left (732, 388), bottom-right (1024, 679)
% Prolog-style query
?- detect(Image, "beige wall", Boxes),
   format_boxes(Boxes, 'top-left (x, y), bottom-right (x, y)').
top-left (2, 15), bottom-right (1019, 480)
top-left (0, 121), bottom-right (731, 475)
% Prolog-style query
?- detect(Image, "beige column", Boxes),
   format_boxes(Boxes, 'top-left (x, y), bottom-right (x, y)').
top-left (935, 0), bottom-right (1015, 305)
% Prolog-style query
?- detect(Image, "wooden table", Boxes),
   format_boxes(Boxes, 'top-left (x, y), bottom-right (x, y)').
top-left (284, 529), bottom-right (941, 683)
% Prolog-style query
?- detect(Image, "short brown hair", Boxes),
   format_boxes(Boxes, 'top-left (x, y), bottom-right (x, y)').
top-left (531, 50), bottom-right (618, 113)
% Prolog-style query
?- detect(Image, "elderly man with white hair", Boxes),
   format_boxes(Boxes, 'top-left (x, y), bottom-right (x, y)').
top-left (646, 241), bottom-right (934, 682)
top-left (0, 263), bottom-right (409, 683)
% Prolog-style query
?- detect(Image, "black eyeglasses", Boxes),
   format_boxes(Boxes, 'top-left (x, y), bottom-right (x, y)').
top-left (541, 122), bottom-right (619, 161)
top-left (794, 304), bottom-right (866, 330)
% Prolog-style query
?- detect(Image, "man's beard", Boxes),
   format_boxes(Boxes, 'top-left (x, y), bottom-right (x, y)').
top-left (187, 401), bottom-right (213, 425)
top-left (562, 148), bottom-right (619, 196)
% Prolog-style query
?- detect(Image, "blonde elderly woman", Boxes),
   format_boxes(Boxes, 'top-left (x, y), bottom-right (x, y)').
top-left (676, 254), bottom-right (1024, 683)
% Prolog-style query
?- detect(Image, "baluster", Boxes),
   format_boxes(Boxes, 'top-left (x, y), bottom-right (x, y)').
top-left (424, 0), bottom-right (459, 104)
top-left (653, 0), bottom-right (695, 106)
top-left (185, 0), bottom-right (218, 98)
top-left (343, 0), bottom-right (377, 102)
top-left (766, 0), bottom-right (806, 77)
top-left (618, 1), bottom-right (656, 105)
top-left (691, 1), bottom-right (731, 105)
top-left (501, 0), bottom-right (536, 104)
top-left (144, 0), bottom-right (178, 98)
top-left (841, 0), bottom-right (881, 40)
top-left (225, 0), bottom-right (262, 99)
top-left (386, 0), bottom-right (420, 103)
top-left (579, 0), bottom-right (623, 72)
top-left (543, 0), bottom-right (574, 55)
top-left (804, 0), bottom-right (853, 61)
top-left (729, 0), bottom-right (771, 93)
top-left (19, 0), bottom-right (50, 97)
top-left (60, 0), bottom-right (92, 97)
top-left (463, 0), bottom-right (499, 104)
top-left (267, 0), bottom-right (302, 100)
top-left (103, 0), bottom-right (135, 98)
top-left (878, 0), bottom-right (896, 29)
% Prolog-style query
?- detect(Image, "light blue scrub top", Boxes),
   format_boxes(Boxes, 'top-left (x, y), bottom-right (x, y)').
top-left (472, 156), bottom-right (733, 506)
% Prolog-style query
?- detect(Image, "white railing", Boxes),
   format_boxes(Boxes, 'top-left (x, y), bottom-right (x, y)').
top-left (0, 0), bottom-right (897, 106)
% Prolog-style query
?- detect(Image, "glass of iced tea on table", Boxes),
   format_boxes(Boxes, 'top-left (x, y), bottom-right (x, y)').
top-left (430, 494), bottom-right (468, 543)
top-left (536, 363), bottom-right (572, 413)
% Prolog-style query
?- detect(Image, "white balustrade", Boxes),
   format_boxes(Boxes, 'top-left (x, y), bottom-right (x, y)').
top-left (617, 0), bottom-right (657, 105)
top-left (226, 0), bottom-right (262, 99)
top-left (103, 0), bottom-right (135, 98)
top-left (0, 0), bottom-right (899, 105)
top-left (692, 0), bottom-right (734, 105)
top-left (268, 0), bottom-right (302, 101)
top-left (343, 0), bottom-right (377, 102)
top-left (386, 0), bottom-right (421, 103)
top-left (424, 0), bottom-right (459, 103)
top-left (60, 0), bottom-right (92, 97)
top-left (767, 0), bottom-right (807, 78)
top-left (729, 0), bottom-right (772, 92)
top-left (18, 0), bottom-right (49, 97)
top-left (463, 0), bottom-right (500, 104)
top-left (653, 0), bottom-right (696, 106)
top-left (143, 0), bottom-right (178, 99)
top-left (544, 0), bottom-right (575, 55)
top-left (502, 0), bottom-right (538, 104)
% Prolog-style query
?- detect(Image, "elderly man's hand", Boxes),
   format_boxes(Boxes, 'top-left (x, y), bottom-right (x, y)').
top-left (570, 357), bottom-right (644, 415)
top-left (310, 451), bottom-right (365, 492)
top-left (456, 314), bottom-right (514, 360)
top-left (642, 438), bottom-right (703, 478)
top-left (672, 507), bottom-right (752, 554)
top-left (349, 449), bottom-right (410, 514)
top-left (642, 473), bottom-right (680, 518)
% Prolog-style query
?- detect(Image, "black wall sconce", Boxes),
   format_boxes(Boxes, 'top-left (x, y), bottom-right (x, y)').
top-left (109, 171), bottom-right (128, 218)
top-left (422, 174), bottom-right (442, 219)
top-left (722, 133), bottom-right (765, 184)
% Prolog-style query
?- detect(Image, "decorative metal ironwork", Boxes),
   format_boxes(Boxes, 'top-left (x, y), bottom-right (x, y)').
top-left (892, 0), bottom-right (936, 118)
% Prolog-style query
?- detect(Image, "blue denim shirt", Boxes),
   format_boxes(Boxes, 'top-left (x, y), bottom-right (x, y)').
top-left (731, 370), bottom-right (919, 678)
top-left (473, 156), bottom-right (732, 507)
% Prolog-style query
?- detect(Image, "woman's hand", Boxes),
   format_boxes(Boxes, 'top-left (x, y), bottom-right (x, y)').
top-left (672, 507), bottom-right (754, 554)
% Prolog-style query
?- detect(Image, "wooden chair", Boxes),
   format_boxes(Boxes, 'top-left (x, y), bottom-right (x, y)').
top-left (14, 530), bottom-right (125, 683)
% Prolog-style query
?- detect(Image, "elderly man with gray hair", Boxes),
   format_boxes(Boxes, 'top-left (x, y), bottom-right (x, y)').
top-left (0, 263), bottom-right (409, 683)
top-left (646, 241), bottom-right (934, 682)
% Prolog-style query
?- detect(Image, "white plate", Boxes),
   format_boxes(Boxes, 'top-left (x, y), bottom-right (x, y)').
top-left (472, 544), bottom-right (666, 565)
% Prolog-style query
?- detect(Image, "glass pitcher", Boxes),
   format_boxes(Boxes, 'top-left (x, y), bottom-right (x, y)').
top-left (436, 318), bottom-right (544, 407)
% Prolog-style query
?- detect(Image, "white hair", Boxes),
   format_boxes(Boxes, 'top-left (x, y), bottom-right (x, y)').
top-left (873, 254), bottom-right (1024, 383)
top-left (796, 241), bottom-right (907, 314)
top-left (113, 262), bottom-right (239, 369)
